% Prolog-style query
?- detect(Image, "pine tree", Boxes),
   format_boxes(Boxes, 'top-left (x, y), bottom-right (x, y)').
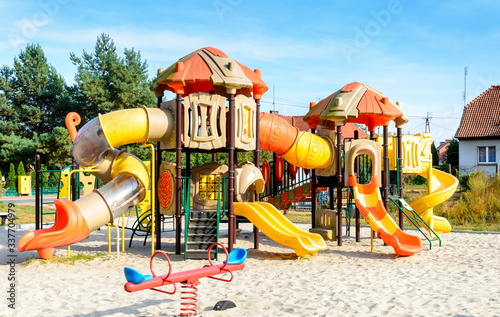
top-left (431, 142), bottom-right (439, 166)
top-left (70, 33), bottom-right (155, 122)
top-left (30, 169), bottom-right (36, 188)
top-left (0, 44), bottom-right (75, 173)
top-left (0, 44), bottom-right (71, 137)
top-left (17, 161), bottom-right (26, 176)
top-left (446, 138), bottom-right (459, 169)
top-left (0, 169), bottom-right (5, 196)
top-left (6, 163), bottom-right (16, 188)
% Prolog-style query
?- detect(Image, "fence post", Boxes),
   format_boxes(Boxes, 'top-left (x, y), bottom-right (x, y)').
top-left (35, 154), bottom-right (41, 230)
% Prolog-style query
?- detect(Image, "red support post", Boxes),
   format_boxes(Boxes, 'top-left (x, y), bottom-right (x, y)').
top-left (311, 128), bottom-right (316, 229)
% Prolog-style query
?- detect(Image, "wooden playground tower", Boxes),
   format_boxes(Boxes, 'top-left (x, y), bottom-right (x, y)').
top-left (149, 47), bottom-right (268, 254)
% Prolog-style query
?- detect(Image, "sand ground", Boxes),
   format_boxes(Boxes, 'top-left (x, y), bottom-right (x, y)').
top-left (1, 221), bottom-right (499, 317)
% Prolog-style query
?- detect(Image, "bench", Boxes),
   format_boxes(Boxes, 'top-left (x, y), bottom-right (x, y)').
top-left (0, 212), bottom-right (16, 225)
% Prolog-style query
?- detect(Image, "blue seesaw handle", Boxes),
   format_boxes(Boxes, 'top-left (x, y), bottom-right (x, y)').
top-left (124, 267), bottom-right (153, 284)
top-left (224, 248), bottom-right (247, 265)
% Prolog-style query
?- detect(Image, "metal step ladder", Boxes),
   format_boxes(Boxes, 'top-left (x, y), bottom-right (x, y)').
top-left (389, 197), bottom-right (442, 250)
top-left (185, 210), bottom-right (219, 260)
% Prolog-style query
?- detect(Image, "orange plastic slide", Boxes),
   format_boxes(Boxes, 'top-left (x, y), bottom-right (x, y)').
top-left (350, 175), bottom-right (423, 256)
top-left (17, 200), bottom-right (90, 259)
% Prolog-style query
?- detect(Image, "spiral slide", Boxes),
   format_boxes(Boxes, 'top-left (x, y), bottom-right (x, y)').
top-left (410, 168), bottom-right (458, 235)
top-left (18, 107), bottom-right (175, 259)
top-left (350, 176), bottom-right (423, 256)
top-left (234, 202), bottom-right (326, 256)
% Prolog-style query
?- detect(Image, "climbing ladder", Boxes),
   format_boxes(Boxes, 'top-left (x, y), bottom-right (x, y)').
top-left (389, 197), bottom-right (441, 250)
top-left (184, 177), bottom-right (225, 260)
top-left (185, 210), bottom-right (219, 260)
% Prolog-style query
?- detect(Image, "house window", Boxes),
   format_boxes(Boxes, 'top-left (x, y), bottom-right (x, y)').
top-left (478, 146), bottom-right (496, 163)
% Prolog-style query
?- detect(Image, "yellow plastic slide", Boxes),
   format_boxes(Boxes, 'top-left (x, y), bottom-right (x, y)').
top-left (410, 168), bottom-right (458, 235)
top-left (233, 202), bottom-right (326, 257)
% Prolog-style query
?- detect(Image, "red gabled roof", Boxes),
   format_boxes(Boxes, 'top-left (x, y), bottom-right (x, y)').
top-left (341, 122), bottom-right (369, 140)
top-left (455, 85), bottom-right (500, 139)
top-left (278, 115), bottom-right (311, 132)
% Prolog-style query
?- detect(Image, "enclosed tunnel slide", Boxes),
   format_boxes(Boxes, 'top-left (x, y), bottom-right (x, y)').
top-left (18, 107), bottom-right (175, 259)
top-left (259, 112), bottom-right (333, 170)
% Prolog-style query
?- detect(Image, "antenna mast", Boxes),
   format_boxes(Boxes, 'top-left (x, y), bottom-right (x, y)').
top-left (463, 66), bottom-right (468, 108)
top-left (424, 112), bottom-right (431, 133)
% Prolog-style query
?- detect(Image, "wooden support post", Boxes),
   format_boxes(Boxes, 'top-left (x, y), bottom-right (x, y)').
top-left (35, 154), bottom-right (40, 230)
top-left (228, 93), bottom-right (236, 252)
top-left (383, 125), bottom-right (389, 211)
top-left (175, 93), bottom-right (183, 255)
top-left (336, 125), bottom-right (343, 246)
top-left (71, 160), bottom-right (77, 201)
top-left (155, 96), bottom-right (163, 250)
top-left (354, 131), bottom-right (360, 242)
top-left (311, 128), bottom-right (316, 229)
top-left (369, 130), bottom-right (377, 239)
top-left (253, 98), bottom-right (261, 250)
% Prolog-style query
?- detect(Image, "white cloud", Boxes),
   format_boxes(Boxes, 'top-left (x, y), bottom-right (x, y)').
top-left (15, 17), bottom-right (53, 29)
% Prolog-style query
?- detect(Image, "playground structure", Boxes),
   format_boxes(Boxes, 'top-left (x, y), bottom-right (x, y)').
top-left (124, 243), bottom-right (246, 316)
top-left (17, 47), bottom-right (458, 260)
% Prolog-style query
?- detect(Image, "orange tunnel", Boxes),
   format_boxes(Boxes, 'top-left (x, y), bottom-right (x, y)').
top-left (259, 112), bottom-right (333, 170)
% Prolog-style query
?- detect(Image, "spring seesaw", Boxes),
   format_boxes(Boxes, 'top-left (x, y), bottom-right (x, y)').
top-left (124, 243), bottom-right (247, 316)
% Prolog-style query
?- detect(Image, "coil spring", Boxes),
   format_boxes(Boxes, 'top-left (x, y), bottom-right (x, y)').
top-left (180, 281), bottom-right (200, 316)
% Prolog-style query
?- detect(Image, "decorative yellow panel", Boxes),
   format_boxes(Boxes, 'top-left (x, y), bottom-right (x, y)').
top-left (234, 94), bottom-right (256, 151)
top-left (198, 173), bottom-right (224, 201)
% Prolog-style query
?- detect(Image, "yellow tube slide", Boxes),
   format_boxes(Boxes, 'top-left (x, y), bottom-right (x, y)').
top-left (18, 107), bottom-right (175, 259)
top-left (410, 168), bottom-right (458, 235)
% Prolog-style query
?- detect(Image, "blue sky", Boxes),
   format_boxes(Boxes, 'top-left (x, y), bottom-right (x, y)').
top-left (1, 0), bottom-right (500, 143)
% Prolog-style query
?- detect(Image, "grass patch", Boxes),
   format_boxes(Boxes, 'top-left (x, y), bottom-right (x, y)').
top-left (23, 252), bottom-right (111, 266)
top-left (445, 172), bottom-right (500, 224)
top-left (0, 201), bottom-right (55, 225)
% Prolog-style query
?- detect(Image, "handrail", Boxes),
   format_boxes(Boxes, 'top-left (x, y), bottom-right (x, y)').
top-left (259, 157), bottom-right (312, 200)
top-left (389, 197), bottom-right (442, 250)
top-left (182, 176), bottom-right (191, 261)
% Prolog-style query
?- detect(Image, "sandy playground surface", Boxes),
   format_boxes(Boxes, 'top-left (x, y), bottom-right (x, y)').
top-left (1, 221), bottom-right (500, 317)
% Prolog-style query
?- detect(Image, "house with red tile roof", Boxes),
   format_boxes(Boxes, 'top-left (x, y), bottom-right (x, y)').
top-left (436, 139), bottom-right (451, 165)
top-left (455, 85), bottom-right (500, 174)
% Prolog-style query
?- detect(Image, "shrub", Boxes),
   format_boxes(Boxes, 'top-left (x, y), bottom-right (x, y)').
top-left (403, 174), bottom-right (427, 186)
top-left (0, 170), bottom-right (5, 197)
top-left (6, 163), bottom-right (16, 188)
top-left (17, 161), bottom-right (26, 176)
top-left (447, 171), bottom-right (500, 224)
